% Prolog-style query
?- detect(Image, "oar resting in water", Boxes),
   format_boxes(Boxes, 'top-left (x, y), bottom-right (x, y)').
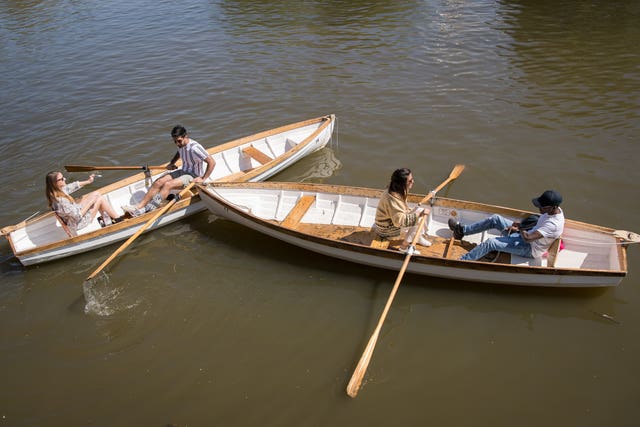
top-left (346, 164), bottom-right (465, 398)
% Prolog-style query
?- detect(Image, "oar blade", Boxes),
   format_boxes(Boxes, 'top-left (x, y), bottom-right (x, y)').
top-left (449, 164), bottom-right (465, 180)
top-left (420, 164), bottom-right (466, 204)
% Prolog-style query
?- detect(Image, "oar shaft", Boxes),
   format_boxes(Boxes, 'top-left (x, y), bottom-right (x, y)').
top-left (346, 215), bottom-right (427, 398)
top-left (419, 164), bottom-right (465, 205)
top-left (347, 164), bottom-right (465, 398)
top-left (84, 182), bottom-right (196, 282)
top-left (65, 165), bottom-right (167, 172)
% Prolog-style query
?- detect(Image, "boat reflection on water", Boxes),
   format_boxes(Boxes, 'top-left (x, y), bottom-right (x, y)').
top-left (272, 146), bottom-right (342, 183)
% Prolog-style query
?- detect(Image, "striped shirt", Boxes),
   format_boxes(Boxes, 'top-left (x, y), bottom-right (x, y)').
top-left (178, 139), bottom-right (210, 177)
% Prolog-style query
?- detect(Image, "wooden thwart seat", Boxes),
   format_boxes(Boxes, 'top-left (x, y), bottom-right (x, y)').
top-left (281, 195), bottom-right (315, 228)
top-left (242, 146), bottom-right (273, 165)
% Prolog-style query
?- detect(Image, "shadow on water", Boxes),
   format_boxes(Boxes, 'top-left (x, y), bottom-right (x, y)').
top-left (189, 214), bottom-right (620, 324)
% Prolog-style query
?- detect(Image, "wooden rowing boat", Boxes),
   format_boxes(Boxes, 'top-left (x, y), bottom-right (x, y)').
top-left (2, 115), bottom-right (336, 266)
top-left (197, 181), bottom-right (631, 288)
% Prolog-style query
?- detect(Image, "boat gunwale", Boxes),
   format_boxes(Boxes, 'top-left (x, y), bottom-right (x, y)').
top-left (198, 181), bottom-right (627, 279)
top-left (6, 115), bottom-right (334, 261)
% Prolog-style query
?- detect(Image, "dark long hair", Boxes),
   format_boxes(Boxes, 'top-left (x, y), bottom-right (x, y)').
top-left (388, 168), bottom-right (412, 200)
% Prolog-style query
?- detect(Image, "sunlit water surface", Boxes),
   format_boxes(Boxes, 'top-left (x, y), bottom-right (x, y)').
top-left (1, 1), bottom-right (639, 426)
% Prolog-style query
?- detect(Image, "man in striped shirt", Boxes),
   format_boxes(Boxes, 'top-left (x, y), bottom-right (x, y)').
top-left (123, 124), bottom-right (215, 216)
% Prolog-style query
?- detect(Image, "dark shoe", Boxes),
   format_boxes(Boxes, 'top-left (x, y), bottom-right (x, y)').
top-left (166, 193), bottom-right (181, 202)
top-left (448, 218), bottom-right (464, 240)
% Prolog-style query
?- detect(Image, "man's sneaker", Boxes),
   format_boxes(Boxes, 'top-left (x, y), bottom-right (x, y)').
top-left (122, 204), bottom-right (145, 217)
top-left (143, 203), bottom-right (158, 213)
top-left (150, 193), bottom-right (163, 208)
top-left (448, 218), bottom-right (464, 240)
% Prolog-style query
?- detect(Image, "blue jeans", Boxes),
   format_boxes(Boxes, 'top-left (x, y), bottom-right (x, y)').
top-left (460, 214), bottom-right (532, 261)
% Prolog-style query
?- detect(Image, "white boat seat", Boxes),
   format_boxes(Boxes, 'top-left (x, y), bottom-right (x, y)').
top-left (509, 238), bottom-right (562, 267)
top-left (285, 138), bottom-right (298, 150)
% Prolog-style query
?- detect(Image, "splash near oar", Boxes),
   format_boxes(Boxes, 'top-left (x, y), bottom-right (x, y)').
top-left (83, 271), bottom-right (118, 316)
top-left (82, 182), bottom-right (197, 288)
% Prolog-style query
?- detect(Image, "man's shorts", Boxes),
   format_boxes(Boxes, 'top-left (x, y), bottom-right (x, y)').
top-left (169, 170), bottom-right (197, 187)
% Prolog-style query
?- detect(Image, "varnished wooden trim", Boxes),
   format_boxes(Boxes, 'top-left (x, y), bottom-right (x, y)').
top-left (281, 195), bottom-right (315, 228)
top-left (242, 146), bottom-right (273, 165)
top-left (443, 236), bottom-right (455, 258)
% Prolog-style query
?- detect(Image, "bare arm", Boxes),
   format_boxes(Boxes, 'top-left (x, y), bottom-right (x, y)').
top-left (167, 151), bottom-right (180, 169)
top-left (78, 174), bottom-right (95, 187)
top-left (520, 229), bottom-right (543, 242)
top-left (194, 156), bottom-right (216, 183)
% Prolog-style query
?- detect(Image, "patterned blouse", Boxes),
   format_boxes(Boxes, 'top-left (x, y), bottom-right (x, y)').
top-left (52, 181), bottom-right (92, 231)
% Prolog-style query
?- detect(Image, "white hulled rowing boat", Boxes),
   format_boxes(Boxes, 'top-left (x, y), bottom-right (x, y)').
top-left (3, 115), bottom-right (335, 265)
top-left (198, 181), bottom-right (632, 288)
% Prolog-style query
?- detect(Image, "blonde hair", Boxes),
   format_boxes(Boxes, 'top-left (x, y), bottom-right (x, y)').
top-left (45, 171), bottom-right (73, 208)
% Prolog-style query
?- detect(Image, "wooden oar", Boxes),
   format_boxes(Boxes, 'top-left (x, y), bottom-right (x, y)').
top-left (418, 164), bottom-right (465, 205)
top-left (346, 164), bottom-right (465, 398)
top-left (65, 165), bottom-right (167, 172)
top-left (83, 182), bottom-right (196, 283)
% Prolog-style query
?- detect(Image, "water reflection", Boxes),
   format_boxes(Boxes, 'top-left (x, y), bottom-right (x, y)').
top-left (497, 0), bottom-right (640, 135)
top-left (271, 146), bottom-right (342, 182)
top-left (1, 0), bottom-right (639, 424)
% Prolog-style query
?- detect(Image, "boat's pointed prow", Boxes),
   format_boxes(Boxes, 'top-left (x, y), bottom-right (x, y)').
top-left (614, 230), bottom-right (640, 243)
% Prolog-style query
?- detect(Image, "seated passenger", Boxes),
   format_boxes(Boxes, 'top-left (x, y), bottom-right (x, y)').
top-left (122, 124), bottom-right (215, 216)
top-left (45, 171), bottom-right (124, 232)
top-left (448, 190), bottom-right (565, 261)
top-left (375, 168), bottom-right (431, 254)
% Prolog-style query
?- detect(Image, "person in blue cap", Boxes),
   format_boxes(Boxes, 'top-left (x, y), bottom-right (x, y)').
top-left (448, 190), bottom-right (565, 261)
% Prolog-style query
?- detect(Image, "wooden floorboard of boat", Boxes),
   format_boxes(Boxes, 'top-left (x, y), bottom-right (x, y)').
top-left (293, 223), bottom-right (478, 259)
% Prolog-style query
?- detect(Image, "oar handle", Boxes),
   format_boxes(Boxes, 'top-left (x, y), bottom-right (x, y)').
top-left (84, 182), bottom-right (197, 282)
